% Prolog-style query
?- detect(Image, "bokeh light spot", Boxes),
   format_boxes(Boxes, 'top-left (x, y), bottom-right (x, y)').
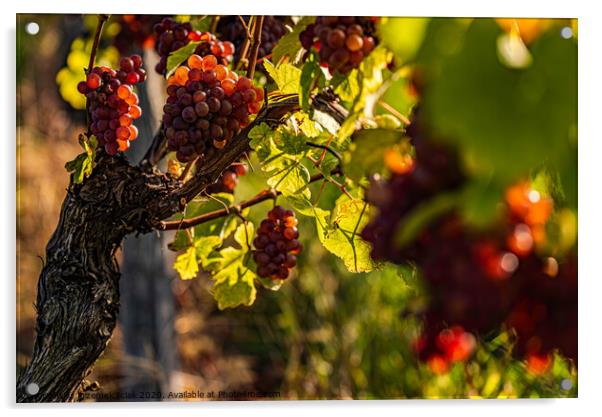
top-left (560, 27), bottom-right (573, 39)
top-left (25, 22), bottom-right (40, 36)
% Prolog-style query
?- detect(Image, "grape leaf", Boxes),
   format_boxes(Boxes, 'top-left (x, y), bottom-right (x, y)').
top-left (173, 235), bottom-right (223, 280)
top-left (333, 46), bottom-right (390, 143)
top-left (296, 112), bottom-right (323, 138)
top-left (344, 128), bottom-right (402, 182)
top-left (263, 60), bottom-right (302, 94)
top-left (266, 160), bottom-right (311, 199)
top-left (271, 16), bottom-right (315, 64)
top-left (191, 16), bottom-right (211, 32)
top-left (299, 51), bottom-right (324, 112)
top-left (205, 222), bottom-right (257, 309)
top-left (285, 194), bottom-right (331, 242)
top-left (65, 134), bottom-right (97, 184)
top-left (322, 197), bottom-right (375, 273)
top-left (166, 41), bottom-right (201, 78)
top-left (333, 70), bottom-right (360, 103)
top-left (174, 246), bottom-right (198, 280)
top-left (168, 193), bottom-right (236, 251)
top-left (248, 122), bottom-right (273, 151)
top-left (374, 114), bottom-right (402, 129)
top-left (249, 124), bottom-right (312, 198)
top-left (280, 130), bottom-right (309, 155)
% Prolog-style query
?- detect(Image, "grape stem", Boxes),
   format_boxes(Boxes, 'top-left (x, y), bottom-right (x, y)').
top-left (210, 15), bottom-right (220, 33)
top-left (237, 15), bottom-right (251, 36)
top-left (158, 169), bottom-right (339, 231)
top-left (87, 14), bottom-right (110, 74)
top-left (246, 15), bottom-right (265, 79)
top-left (236, 16), bottom-right (255, 71)
top-left (377, 100), bottom-right (411, 125)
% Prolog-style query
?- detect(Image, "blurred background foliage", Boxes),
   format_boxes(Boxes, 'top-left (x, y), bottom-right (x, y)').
top-left (17, 15), bottom-right (576, 400)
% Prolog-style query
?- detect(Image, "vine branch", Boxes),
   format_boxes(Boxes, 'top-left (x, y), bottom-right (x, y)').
top-left (235, 16), bottom-right (255, 71)
top-left (246, 15), bottom-right (265, 79)
top-left (158, 170), bottom-right (339, 231)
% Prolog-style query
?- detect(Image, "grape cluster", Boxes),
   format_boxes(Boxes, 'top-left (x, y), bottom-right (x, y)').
top-left (77, 56), bottom-right (145, 155)
top-left (162, 54), bottom-right (264, 163)
top-left (153, 18), bottom-right (234, 75)
top-left (361, 109), bottom-right (577, 373)
top-left (299, 16), bottom-right (379, 75)
top-left (253, 206), bottom-right (302, 280)
top-left (218, 16), bottom-right (289, 63)
top-left (206, 162), bottom-right (248, 194)
top-left (113, 14), bottom-right (165, 53)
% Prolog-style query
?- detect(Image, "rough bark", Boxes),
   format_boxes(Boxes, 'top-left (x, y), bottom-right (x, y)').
top-left (16, 156), bottom-right (181, 402)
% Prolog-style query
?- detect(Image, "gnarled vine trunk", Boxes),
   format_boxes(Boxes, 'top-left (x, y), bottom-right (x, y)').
top-left (16, 157), bottom-right (180, 402)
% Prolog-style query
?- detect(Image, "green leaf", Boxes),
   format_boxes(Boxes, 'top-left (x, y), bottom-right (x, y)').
top-left (263, 60), bottom-right (302, 94)
top-left (285, 194), bottom-right (331, 243)
top-left (173, 235), bottom-right (222, 280)
top-left (280, 130), bottom-right (309, 155)
top-left (212, 276), bottom-right (256, 310)
top-left (297, 112), bottom-right (323, 137)
top-left (248, 122), bottom-right (274, 151)
top-left (206, 223), bottom-right (257, 310)
top-left (195, 235), bottom-right (223, 266)
top-left (250, 124), bottom-right (312, 199)
top-left (166, 41), bottom-right (201, 78)
top-left (266, 159), bottom-right (311, 199)
top-left (344, 128), bottom-right (402, 182)
top-left (322, 195), bottom-right (376, 272)
top-left (330, 46), bottom-right (390, 143)
top-left (174, 246), bottom-right (199, 280)
top-left (333, 70), bottom-right (360, 102)
top-left (299, 52), bottom-right (323, 112)
top-left (65, 134), bottom-right (97, 184)
top-left (168, 193), bottom-right (236, 252)
top-left (191, 16), bottom-right (211, 32)
top-left (272, 16), bottom-right (315, 64)
top-left (378, 17), bottom-right (430, 63)
top-left (422, 19), bottom-right (577, 187)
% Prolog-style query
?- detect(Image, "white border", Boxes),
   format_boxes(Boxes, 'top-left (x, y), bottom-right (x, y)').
top-left (3, 1), bottom-right (601, 416)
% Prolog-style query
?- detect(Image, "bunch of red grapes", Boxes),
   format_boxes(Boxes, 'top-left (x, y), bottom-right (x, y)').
top-left (153, 18), bottom-right (235, 75)
top-left (206, 162), bottom-right (248, 194)
top-left (113, 14), bottom-right (165, 53)
top-left (299, 16), bottom-right (379, 75)
top-left (77, 56), bottom-right (145, 155)
top-left (162, 54), bottom-right (264, 163)
top-left (253, 206), bottom-right (302, 280)
top-left (217, 16), bottom-right (289, 63)
top-left (361, 110), bottom-right (577, 374)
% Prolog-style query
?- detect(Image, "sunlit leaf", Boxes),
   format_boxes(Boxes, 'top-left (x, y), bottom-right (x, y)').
top-left (263, 60), bottom-right (302, 94)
